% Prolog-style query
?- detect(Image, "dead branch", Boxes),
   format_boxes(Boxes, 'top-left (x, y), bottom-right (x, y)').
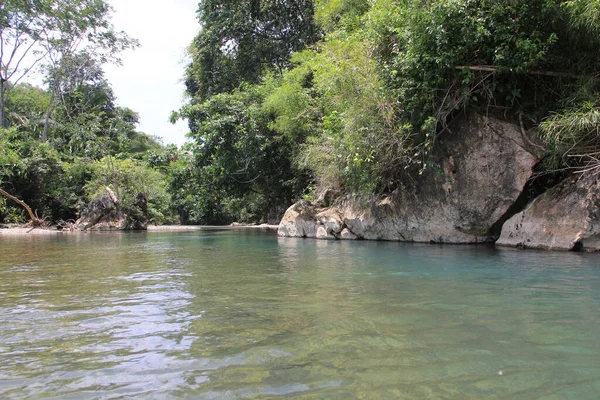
top-left (56, 219), bottom-right (76, 231)
top-left (456, 65), bottom-right (598, 80)
top-left (0, 188), bottom-right (43, 226)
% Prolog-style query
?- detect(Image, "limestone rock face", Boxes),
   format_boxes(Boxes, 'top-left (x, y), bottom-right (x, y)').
top-left (497, 173), bottom-right (600, 251)
top-left (340, 228), bottom-right (358, 240)
top-left (277, 200), bottom-right (318, 238)
top-left (316, 209), bottom-right (344, 236)
top-left (315, 188), bottom-right (341, 207)
top-left (316, 225), bottom-right (336, 240)
top-left (278, 114), bottom-right (541, 243)
top-left (76, 192), bottom-right (148, 231)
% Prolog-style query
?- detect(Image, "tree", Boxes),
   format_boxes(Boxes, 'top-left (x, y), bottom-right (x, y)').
top-left (3, 82), bottom-right (50, 138)
top-left (185, 0), bottom-right (320, 101)
top-left (0, 187), bottom-right (43, 225)
top-left (1, 0), bottom-right (51, 127)
top-left (49, 75), bottom-right (158, 158)
top-left (264, 0), bottom-right (600, 193)
top-left (85, 157), bottom-right (174, 225)
top-left (173, 85), bottom-right (309, 223)
top-left (174, 0), bottom-right (320, 223)
top-left (0, 0), bottom-right (137, 130)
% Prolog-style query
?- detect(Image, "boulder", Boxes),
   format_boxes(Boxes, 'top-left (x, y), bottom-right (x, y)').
top-left (316, 225), bottom-right (336, 240)
top-left (340, 228), bottom-right (358, 240)
top-left (76, 191), bottom-right (148, 231)
top-left (277, 200), bottom-right (318, 238)
top-left (315, 187), bottom-right (341, 207)
top-left (316, 208), bottom-right (344, 236)
top-left (278, 113), bottom-right (542, 243)
top-left (497, 173), bottom-right (600, 251)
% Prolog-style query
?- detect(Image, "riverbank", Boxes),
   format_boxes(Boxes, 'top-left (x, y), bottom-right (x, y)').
top-left (0, 224), bottom-right (280, 236)
top-left (0, 226), bottom-right (66, 235)
top-left (148, 224), bottom-right (279, 232)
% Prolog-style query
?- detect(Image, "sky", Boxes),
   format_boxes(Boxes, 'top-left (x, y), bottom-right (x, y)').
top-left (104, 0), bottom-right (200, 146)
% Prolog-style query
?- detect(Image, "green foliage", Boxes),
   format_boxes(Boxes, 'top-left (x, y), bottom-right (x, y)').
top-left (0, 0), bottom-right (137, 128)
top-left (0, 128), bottom-right (24, 220)
top-left (1, 74), bottom-right (171, 225)
top-left (185, 0), bottom-right (319, 102)
top-left (0, 129), bottom-right (70, 221)
top-left (0, 128), bottom-right (24, 182)
top-left (264, 35), bottom-right (408, 193)
top-left (46, 56), bottom-right (150, 158)
top-left (562, 0), bottom-right (600, 32)
top-left (5, 0), bottom-right (600, 229)
top-left (0, 2), bottom-right (180, 227)
top-left (173, 85), bottom-right (309, 224)
top-left (4, 77), bottom-right (159, 160)
top-left (314, 0), bottom-right (370, 32)
top-left (4, 83), bottom-right (51, 138)
top-left (85, 157), bottom-right (175, 224)
top-left (173, 0), bottom-right (600, 223)
top-left (259, 0), bottom-right (600, 194)
top-left (60, 158), bottom-right (96, 217)
top-left (537, 97), bottom-right (600, 172)
top-left (1, 83), bottom-right (174, 225)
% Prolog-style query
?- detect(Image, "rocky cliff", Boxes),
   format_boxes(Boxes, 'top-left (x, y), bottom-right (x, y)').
top-left (279, 113), bottom-right (543, 243)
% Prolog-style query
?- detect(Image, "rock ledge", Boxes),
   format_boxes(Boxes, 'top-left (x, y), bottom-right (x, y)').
top-left (278, 113), bottom-right (542, 244)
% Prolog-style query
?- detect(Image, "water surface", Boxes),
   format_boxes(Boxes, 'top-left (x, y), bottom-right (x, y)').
top-left (1, 230), bottom-right (599, 399)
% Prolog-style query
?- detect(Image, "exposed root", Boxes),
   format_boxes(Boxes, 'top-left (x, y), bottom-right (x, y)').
top-left (56, 219), bottom-right (77, 231)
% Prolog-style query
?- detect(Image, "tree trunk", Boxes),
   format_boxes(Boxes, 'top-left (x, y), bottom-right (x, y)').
top-left (42, 88), bottom-right (56, 142)
top-left (0, 79), bottom-right (6, 128)
top-left (455, 65), bottom-right (599, 80)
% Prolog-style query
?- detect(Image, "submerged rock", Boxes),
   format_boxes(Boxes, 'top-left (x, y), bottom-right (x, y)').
top-left (278, 113), bottom-right (542, 243)
top-left (497, 173), bottom-right (600, 251)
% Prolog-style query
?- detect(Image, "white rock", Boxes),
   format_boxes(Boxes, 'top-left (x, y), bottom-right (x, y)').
top-left (340, 228), bottom-right (358, 240)
top-left (497, 173), bottom-right (600, 251)
top-left (316, 225), bottom-right (336, 240)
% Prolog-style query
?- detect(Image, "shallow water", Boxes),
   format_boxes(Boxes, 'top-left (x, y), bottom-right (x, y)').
top-left (0, 230), bottom-right (599, 399)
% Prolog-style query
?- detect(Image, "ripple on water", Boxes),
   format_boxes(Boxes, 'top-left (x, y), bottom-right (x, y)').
top-left (0, 231), bottom-right (599, 398)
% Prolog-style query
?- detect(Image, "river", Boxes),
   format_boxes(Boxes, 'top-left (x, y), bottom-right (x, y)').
top-left (1, 229), bottom-right (599, 399)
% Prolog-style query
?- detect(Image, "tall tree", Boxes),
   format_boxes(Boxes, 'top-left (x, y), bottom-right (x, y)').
top-left (175, 1), bottom-right (320, 223)
top-left (185, 0), bottom-right (320, 101)
top-left (0, 0), bottom-right (136, 130)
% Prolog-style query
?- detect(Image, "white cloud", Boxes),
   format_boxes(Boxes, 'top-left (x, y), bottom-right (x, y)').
top-left (104, 0), bottom-right (200, 146)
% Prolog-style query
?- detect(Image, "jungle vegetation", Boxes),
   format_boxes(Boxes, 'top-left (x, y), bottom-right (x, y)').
top-left (2, 0), bottom-right (600, 225)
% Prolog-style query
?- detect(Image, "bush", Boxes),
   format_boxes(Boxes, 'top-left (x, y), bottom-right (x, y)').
top-left (86, 157), bottom-right (175, 225)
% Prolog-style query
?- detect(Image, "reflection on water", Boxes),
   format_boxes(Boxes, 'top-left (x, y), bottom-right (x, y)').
top-left (1, 230), bottom-right (600, 399)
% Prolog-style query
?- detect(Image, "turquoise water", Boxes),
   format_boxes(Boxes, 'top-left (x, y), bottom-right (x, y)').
top-left (0, 229), bottom-right (599, 399)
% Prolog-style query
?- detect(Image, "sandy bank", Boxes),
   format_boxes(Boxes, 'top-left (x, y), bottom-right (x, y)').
top-left (148, 224), bottom-right (279, 232)
top-left (0, 227), bottom-right (66, 236)
top-left (0, 224), bottom-right (279, 236)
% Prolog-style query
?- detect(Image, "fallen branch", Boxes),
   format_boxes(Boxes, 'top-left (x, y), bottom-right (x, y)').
top-left (456, 65), bottom-right (598, 80)
top-left (0, 188), bottom-right (43, 226)
top-left (56, 219), bottom-right (76, 231)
